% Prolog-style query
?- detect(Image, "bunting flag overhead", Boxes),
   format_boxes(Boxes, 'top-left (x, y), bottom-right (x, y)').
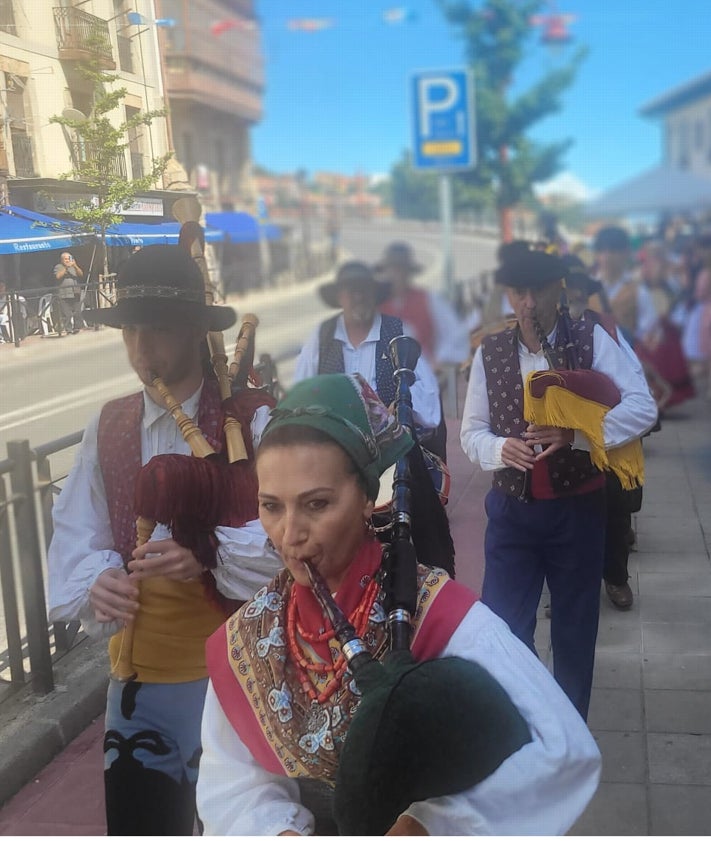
top-left (126, 11), bottom-right (175, 27)
top-left (208, 10), bottom-right (420, 37)
top-left (286, 18), bottom-right (335, 32)
top-left (382, 7), bottom-right (418, 24)
top-left (210, 18), bottom-right (257, 36)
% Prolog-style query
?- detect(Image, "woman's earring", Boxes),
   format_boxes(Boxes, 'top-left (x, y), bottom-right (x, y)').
top-left (266, 537), bottom-right (276, 551)
top-left (365, 518), bottom-right (375, 538)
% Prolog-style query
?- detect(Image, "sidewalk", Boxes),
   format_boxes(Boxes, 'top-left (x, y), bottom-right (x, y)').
top-left (0, 392), bottom-right (709, 835)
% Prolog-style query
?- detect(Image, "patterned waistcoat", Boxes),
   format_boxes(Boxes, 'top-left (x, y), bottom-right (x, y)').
top-left (318, 313), bottom-right (403, 407)
top-left (482, 317), bottom-right (604, 499)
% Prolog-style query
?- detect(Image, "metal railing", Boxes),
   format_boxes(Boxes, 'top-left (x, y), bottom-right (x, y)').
top-left (0, 433), bottom-right (84, 701)
top-left (70, 141), bottom-right (128, 180)
top-left (0, 278), bottom-right (116, 347)
top-left (53, 5), bottom-right (115, 67)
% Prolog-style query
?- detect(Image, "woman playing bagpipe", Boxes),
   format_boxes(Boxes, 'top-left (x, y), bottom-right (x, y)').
top-left (460, 245), bottom-right (658, 719)
top-left (47, 245), bottom-right (282, 835)
top-left (198, 367), bottom-right (602, 835)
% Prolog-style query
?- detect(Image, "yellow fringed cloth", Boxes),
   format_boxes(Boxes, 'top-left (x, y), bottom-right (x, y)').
top-left (524, 368), bottom-right (645, 490)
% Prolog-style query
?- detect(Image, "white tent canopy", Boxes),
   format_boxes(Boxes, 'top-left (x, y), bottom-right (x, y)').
top-left (585, 165), bottom-right (711, 217)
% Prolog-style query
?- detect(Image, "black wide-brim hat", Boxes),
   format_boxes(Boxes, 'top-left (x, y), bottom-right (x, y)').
top-left (319, 260), bottom-right (392, 309)
top-left (83, 244), bottom-right (237, 331)
top-left (373, 242), bottom-right (423, 274)
top-left (495, 245), bottom-right (566, 290)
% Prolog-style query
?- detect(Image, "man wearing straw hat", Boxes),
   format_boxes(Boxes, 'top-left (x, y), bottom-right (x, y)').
top-left (47, 245), bottom-right (281, 835)
top-left (294, 260), bottom-right (442, 435)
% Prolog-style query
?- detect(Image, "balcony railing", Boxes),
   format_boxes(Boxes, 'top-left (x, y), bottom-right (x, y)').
top-left (70, 141), bottom-right (127, 180)
top-left (53, 6), bottom-right (116, 70)
top-left (11, 133), bottom-right (36, 178)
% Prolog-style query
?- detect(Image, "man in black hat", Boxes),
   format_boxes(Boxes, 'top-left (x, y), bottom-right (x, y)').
top-left (460, 243), bottom-right (657, 719)
top-left (47, 245), bottom-right (281, 834)
top-left (293, 260), bottom-right (442, 433)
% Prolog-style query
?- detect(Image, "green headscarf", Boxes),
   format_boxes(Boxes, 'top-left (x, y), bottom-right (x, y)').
top-left (262, 373), bottom-right (414, 500)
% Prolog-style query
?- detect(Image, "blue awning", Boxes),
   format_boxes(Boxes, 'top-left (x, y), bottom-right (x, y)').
top-left (3, 205), bottom-right (225, 249)
top-left (0, 209), bottom-right (90, 254)
top-left (205, 211), bottom-right (260, 243)
top-left (102, 221), bottom-right (225, 247)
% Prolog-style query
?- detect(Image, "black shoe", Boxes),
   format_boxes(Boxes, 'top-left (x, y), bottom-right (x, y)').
top-left (605, 581), bottom-right (634, 610)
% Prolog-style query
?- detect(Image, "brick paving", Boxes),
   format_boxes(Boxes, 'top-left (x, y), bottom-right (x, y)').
top-left (0, 388), bottom-right (709, 835)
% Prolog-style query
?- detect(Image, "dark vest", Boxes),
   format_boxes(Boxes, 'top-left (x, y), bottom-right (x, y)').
top-left (482, 318), bottom-right (604, 500)
top-left (318, 313), bottom-right (403, 406)
top-left (96, 378), bottom-right (269, 564)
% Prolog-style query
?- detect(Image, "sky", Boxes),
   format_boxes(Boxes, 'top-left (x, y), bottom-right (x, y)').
top-left (250, 1), bottom-right (711, 199)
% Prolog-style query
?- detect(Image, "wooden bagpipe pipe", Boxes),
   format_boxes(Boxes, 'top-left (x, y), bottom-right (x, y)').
top-left (298, 335), bottom-right (532, 836)
top-left (109, 202), bottom-right (267, 683)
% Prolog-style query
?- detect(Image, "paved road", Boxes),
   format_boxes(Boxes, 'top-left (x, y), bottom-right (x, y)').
top-left (0, 221), bottom-right (497, 474)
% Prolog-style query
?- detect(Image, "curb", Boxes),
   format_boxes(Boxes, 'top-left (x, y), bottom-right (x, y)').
top-left (0, 637), bottom-right (108, 807)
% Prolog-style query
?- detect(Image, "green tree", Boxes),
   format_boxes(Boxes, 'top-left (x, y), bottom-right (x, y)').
top-left (437, 0), bottom-right (587, 240)
top-left (51, 44), bottom-right (172, 277)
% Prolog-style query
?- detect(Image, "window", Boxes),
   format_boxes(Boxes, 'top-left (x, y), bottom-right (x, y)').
top-left (181, 131), bottom-right (194, 175)
top-left (125, 105), bottom-right (144, 179)
top-left (0, 0), bottom-right (15, 34)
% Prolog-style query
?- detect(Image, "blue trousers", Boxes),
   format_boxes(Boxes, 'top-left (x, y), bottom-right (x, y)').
top-left (104, 678), bottom-right (208, 835)
top-left (482, 488), bottom-right (606, 720)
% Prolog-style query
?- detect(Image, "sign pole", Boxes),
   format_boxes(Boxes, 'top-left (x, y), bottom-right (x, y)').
top-left (439, 173), bottom-right (454, 300)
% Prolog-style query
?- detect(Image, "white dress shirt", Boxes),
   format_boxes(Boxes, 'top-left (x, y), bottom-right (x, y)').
top-left (293, 313), bottom-right (441, 428)
top-left (197, 600), bottom-right (601, 835)
top-left (460, 323), bottom-right (658, 471)
top-left (47, 381), bottom-right (282, 639)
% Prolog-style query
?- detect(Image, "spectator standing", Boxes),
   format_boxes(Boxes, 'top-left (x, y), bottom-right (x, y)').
top-left (52, 251), bottom-right (84, 334)
top-left (460, 246), bottom-right (657, 718)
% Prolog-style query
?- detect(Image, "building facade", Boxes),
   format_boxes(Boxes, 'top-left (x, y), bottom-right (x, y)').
top-left (640, 69), bottom-right (711, 179)
top-left (0, 0), bottom-right (172, 200)
top-left (155, 0), bottom-right (263, 211)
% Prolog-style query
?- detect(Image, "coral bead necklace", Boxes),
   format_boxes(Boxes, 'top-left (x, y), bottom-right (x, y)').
top-left (286, 576), bottom-right (379, 704)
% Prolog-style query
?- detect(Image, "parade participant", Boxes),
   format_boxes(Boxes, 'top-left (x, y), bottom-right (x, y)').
top-left (47, 246), bottom-right (282, 835)
top-left (376, 241), bottom-right (469, 367)
top-left (52, 251), bottom-right (84, 334)
top-left (197, 373), bottom-right (601, 836)
top-left (634, 240), bottom-right (695, 411)
top-left (591, 226), bottom-right (657, 346)
top-left (293, 260), bottom-right (442, 436)
top-left (562, 254), bottom-right (654, 611)
top-left (680, 234), bottom-right (711, 398)
top-left (460, 245), bottom-right (657, 718)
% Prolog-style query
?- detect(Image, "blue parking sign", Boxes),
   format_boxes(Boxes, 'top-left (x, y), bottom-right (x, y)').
top-left (411, 68), bottom-right (476, 171)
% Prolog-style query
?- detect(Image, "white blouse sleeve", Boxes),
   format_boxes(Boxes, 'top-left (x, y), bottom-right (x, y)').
top-left (212, 520), bottom-right (283, 600)
top-left (403, 602), bottom-right (601, 835)
top-left (47, 411), bottom-right (124, 639)
top-left (198, 680), bottom-right (315, 836)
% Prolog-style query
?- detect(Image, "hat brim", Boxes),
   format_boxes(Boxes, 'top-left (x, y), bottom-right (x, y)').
top-left (319, 280), bottom-right (392, 309)
top-left (83, 298), bottom-right (236, 331)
